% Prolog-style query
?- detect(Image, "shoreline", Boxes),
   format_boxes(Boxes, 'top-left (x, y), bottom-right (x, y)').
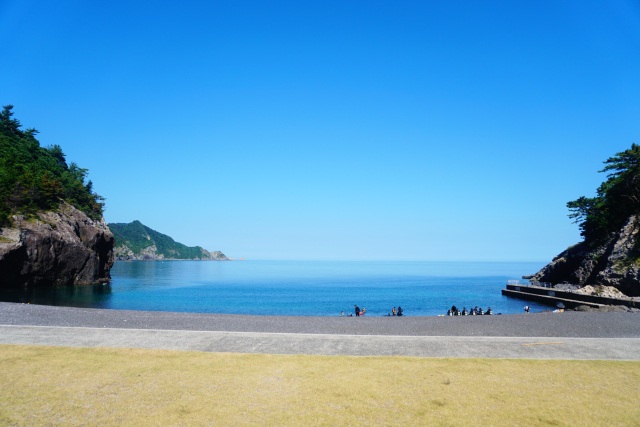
top-left (1, 301), bottom-right (639, 338)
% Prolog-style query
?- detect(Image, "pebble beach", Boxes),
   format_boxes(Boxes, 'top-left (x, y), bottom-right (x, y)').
top-left (1, 301), bottom-right (639, 338)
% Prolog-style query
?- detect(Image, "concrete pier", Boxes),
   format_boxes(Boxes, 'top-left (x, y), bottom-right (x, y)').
top-left (502, 283), bottom-right (640, 310)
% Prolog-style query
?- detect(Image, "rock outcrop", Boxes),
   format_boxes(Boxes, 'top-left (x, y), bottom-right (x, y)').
top-left (0, 202), bottom-right (114, 287)
top-left (527, 215), bottom-right (640, 296)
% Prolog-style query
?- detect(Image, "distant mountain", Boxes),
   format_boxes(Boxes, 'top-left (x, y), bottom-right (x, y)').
top-left (108, 220), bottom-right (228, 261)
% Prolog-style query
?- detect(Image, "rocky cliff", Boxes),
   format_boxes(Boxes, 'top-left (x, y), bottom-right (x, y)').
top-left (109, 220), bottom-right (229, 261)
top-left (0, 202), bottom-right (114, 287)
top-left (527, 215), bottom-right (640, 297)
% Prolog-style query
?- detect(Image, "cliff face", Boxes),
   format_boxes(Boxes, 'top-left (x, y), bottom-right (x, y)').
top-left (0, 202), bottom-right (114, 287)
top-left (528, 215), bottom-right (640, 296)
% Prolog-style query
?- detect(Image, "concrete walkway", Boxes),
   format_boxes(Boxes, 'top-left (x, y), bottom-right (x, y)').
top-left (1, 325), bottom-right (639, 360)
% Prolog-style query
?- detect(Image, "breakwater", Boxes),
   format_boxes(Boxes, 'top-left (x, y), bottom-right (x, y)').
top-left (502, 283), bottom-right (640, 310)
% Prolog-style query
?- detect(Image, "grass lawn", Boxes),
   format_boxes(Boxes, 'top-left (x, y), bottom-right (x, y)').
top-left (0, 344), bottom-right (638, 426)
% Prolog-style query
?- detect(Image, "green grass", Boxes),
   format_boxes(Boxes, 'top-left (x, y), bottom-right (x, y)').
top-left (1, 345), bottom-right (639, 426)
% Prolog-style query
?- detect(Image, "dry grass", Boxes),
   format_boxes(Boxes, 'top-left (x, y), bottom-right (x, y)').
top-left (0, 344), bottom-right (639, 426)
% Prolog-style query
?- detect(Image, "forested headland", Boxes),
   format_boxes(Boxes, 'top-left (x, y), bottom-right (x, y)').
top-left (0, 105), bottom-right (114, 286)
top-left (109, 220), bottom-right (228, 261)
top-left (530, 143), bottom-right (640, 296)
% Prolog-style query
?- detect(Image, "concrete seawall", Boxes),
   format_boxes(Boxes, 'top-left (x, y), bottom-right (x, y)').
top-left (502, 284), bottom-right (640, 310)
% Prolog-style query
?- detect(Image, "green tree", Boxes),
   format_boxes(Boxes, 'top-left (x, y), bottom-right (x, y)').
top-left (0, 105), bottom-right (21, 136)
top-left (0, 104), bottom-right (105, 224)
top-left (568, 143), bottom-right (640, 244)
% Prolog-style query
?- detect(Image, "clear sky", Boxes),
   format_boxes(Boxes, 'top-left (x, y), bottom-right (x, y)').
top-left (2, 1), bottom-right (639, 261)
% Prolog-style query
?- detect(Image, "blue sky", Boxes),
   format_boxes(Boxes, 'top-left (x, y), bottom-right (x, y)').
top-left (2, 1), bottom-right (639, 261)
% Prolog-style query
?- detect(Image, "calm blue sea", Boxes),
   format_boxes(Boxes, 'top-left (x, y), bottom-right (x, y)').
top-left (0, 260), bottom-right (552, 316)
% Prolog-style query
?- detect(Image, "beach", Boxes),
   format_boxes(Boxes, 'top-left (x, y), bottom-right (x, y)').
top-left (1, 302), bottom-right (639, 359)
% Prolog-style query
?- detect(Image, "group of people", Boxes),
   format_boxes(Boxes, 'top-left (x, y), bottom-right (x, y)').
top-left (389, 306), bottom-right (403, 316)
top-left (447, 305), bottom-right (492, 316)
top-left (340, 305), bottom-right (404, 316)
top-left (354, 305), bottom-right (366, 316)
top-left (338, 305), bottom-right (368, 317)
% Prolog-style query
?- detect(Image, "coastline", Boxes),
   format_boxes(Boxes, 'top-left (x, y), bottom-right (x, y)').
top-left (1, 301), bottom-right (639, 338)
top-left (28, 259), bottom-right (552, 317)
top-left (2, 301), bottom-right (640, 359)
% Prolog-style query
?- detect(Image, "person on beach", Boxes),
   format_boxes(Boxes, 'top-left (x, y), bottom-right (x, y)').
top-left (392, 307), bottom-right (397, 316)
top-left (354, 304), bottom-right (360, 317)
top-left (397, 306), bottom-right (403, 316)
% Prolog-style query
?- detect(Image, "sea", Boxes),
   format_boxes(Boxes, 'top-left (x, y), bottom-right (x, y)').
top-left (0, 260), bottom-right (552, 316)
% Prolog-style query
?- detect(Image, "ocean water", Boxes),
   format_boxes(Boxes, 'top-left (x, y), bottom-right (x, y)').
top-left (0, 260), bottom-right (552, 316)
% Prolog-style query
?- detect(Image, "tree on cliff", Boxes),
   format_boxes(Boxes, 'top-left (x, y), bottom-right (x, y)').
top-left (568, 143), bottom-right (640, 245)
top-left (0, 105), bottom-right (104, 225)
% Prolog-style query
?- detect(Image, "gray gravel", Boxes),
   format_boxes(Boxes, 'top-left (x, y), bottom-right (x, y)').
top-left (2, 303), bottom-right (640, 359)
top-left (1, 301), bottom-right (639, 338)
